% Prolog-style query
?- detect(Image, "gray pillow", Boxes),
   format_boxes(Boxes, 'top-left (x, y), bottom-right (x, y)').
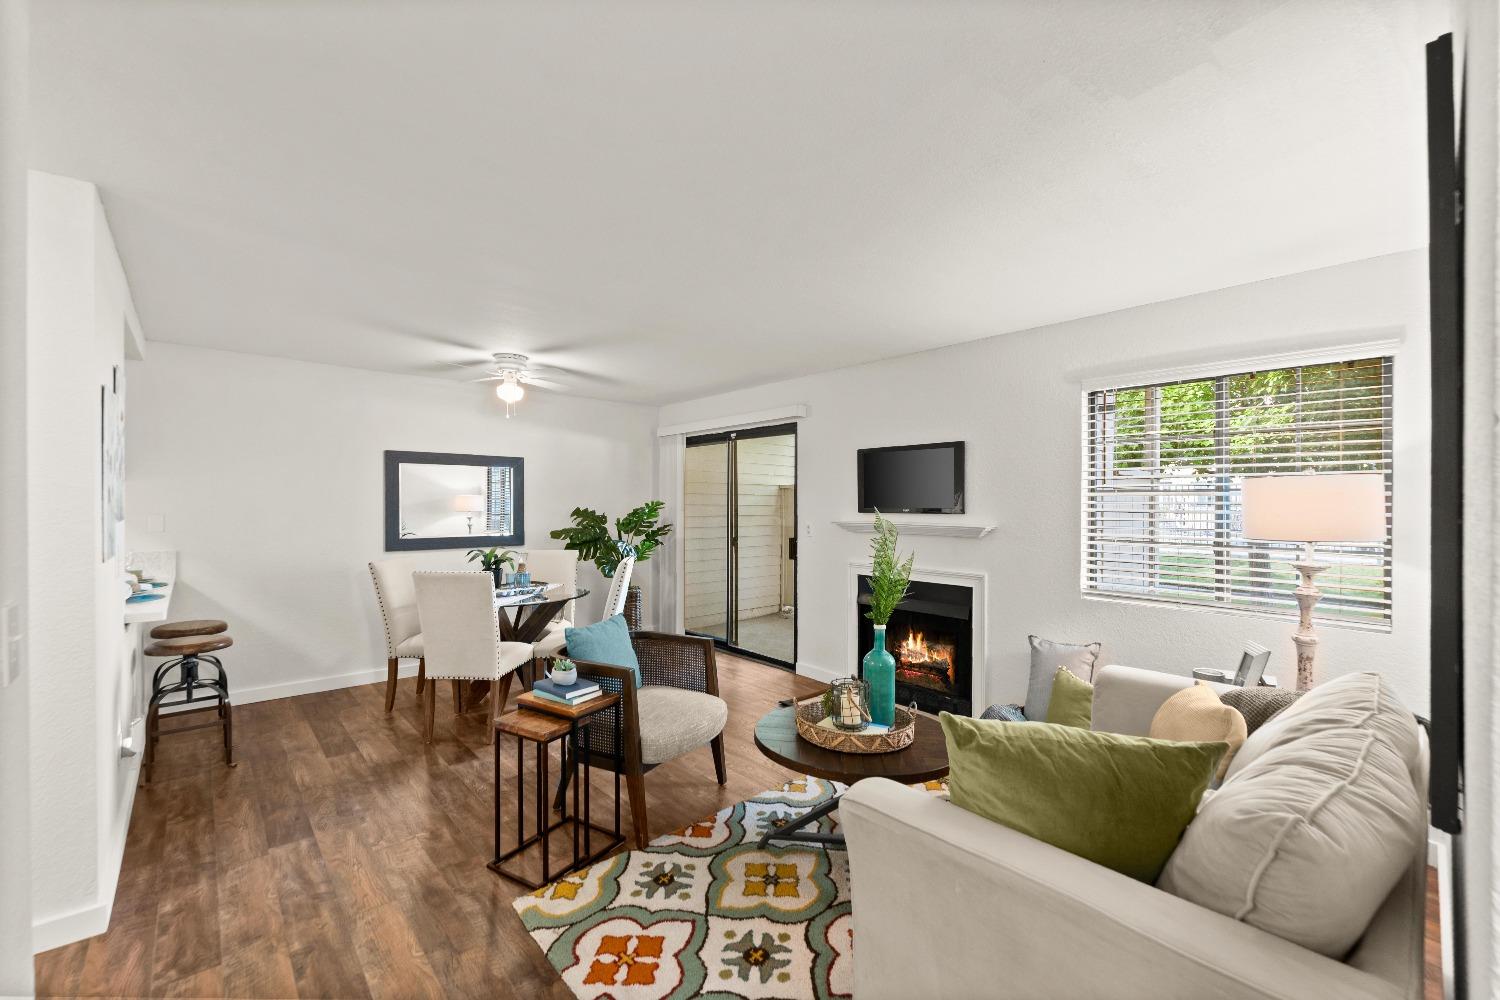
top-left (1024, 635), bottom-right (1101, 722)
top-left (1218, 686), bottom-right (1303, 735)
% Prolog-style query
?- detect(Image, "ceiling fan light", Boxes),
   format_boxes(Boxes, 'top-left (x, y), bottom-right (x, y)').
top-left (495, 380), bottom-right (525, 404)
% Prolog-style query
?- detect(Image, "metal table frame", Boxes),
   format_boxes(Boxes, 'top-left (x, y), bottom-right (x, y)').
top-left (488, 700), bottom-right (625, 889)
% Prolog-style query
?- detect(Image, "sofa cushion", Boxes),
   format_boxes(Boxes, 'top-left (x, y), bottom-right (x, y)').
top-left (1024, 635), bottom-right (1101, 721)
top-left (1158, 672), bottom-right (1425, 958)
top-left (1226, 671), bottom-right (1422, 785)
top-left (1149, 682), bottom-right (1246, 779)
top-left (940, 712), bottom-right (1225, 882)
top-left (1044, 667), bottom-right (1093, 728)
top-left (636, 686), bottom-right (728, 765)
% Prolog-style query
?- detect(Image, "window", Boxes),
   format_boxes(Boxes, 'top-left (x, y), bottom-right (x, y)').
top-left (486, 465), bottom-right (514, 537)
top-left (1082, 356), bottom-right (1393, 627)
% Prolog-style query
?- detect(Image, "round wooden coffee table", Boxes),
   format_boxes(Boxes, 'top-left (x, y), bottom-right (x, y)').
top-left (752, 705), bottom-right (949, 849)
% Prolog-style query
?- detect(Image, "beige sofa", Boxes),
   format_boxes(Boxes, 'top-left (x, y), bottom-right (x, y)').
top-left (840, 664), bottom-right (1428, 1000)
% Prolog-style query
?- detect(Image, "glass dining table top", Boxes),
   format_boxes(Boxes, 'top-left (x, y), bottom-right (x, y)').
top-left (493, 584), bottom-right (590, 608)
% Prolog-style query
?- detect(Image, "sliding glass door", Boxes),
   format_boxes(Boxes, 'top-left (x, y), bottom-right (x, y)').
top-left (683, 424), bottom-right (797, 667)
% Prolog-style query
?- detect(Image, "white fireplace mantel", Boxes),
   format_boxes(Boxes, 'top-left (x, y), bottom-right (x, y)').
top-left (833, 519), bottom-right (995, 538)
top-left (847, 561), bottom-right (988, 714)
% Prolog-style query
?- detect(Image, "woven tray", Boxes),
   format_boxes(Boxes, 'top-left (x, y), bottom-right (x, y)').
top-left (795, 697), bottom-right (916, 754)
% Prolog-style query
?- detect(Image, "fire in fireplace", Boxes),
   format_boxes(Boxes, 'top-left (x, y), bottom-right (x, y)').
top-left (896, 628), bottom-right (956, 691)
top-left (857, 576), bottom-right (973, 715)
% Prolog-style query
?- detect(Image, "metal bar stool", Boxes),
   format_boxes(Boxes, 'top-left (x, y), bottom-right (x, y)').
top-left (142, 632), bottom-right (235, 785)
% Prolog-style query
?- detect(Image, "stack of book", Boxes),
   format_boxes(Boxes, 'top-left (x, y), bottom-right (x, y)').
top-left (531, 676), bottom-right (603, 707)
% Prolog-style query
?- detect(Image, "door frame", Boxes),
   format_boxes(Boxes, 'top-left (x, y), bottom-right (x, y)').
top-left (683, 422), bottom-right (797, 670)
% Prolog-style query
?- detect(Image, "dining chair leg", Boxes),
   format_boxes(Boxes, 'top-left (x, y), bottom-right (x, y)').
top-left (384, 657), bottom-right (398, 714)
top-left (451, 679), bottom-right (464, 716)
top-left (424, 685), bottom-right (437, 743)
top-left (416, 658), bottom-right (426, 695)
top-left (711, 734), bottom-right (727, 785)
top-left (626, 770), bottom-right (650, 848)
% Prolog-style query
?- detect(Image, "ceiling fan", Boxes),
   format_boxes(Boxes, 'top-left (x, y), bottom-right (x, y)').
top-left (462, 353), bottom-right (564, 417)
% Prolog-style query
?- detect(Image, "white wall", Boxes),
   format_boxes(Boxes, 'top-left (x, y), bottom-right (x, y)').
top-left (124, 343), bottom-right (658, 705)
top-left (658, 250), bottom-right (1432, 714)
top-left (1457, 0), bottom-right (1499, 995)
top-left (27, 170), bottom-right (144, 950)
top-left (0, 1), bottom-right (31, 993)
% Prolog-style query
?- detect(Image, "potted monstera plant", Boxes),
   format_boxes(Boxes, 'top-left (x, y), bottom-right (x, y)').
top-left (550, 501), bottom-right (672, 628)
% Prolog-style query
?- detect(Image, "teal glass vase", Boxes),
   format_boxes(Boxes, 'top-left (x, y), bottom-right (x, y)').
top-left (864, 624), bottom-right (896, 726)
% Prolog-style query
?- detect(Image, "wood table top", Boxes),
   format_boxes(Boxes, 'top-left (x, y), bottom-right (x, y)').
top-left (496, 709), bottom-right (573, 742)
top-left (513, 690), bottom-right (619, 721)
top-left (752, 705), bottom-right (950, 785)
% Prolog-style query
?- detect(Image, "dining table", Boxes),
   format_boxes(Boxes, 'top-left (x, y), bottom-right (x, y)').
top-left (463, 583), bottom-right (591, 708)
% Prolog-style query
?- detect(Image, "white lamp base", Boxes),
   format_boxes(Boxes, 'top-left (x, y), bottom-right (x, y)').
top-left (1291, 552), bottom-right (1328, 691)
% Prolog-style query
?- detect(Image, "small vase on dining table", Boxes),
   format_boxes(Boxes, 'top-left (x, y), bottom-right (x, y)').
top-left (863, 624), bottom-right (896, 727)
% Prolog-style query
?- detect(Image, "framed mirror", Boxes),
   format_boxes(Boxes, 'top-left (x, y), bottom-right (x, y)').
top-left (384, 450), bottom-right (525, 551)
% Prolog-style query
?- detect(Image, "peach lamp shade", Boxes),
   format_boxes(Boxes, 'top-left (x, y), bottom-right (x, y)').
top-left (453, 494), bottom-right (486, 514)
top-left (1240, 473), bottom-right (1386, 543)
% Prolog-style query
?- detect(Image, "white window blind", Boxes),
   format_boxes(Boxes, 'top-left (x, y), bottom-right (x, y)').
top-left (486, 466), bottom-right (513, 537)
top-left (1082, 355), bottom-right (1393, 628)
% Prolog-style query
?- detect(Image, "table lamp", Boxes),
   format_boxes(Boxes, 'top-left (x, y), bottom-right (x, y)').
top-left (1241, 473), bottom-right (1386, 690)
top-left (454, 494), bottom-right (486, 534)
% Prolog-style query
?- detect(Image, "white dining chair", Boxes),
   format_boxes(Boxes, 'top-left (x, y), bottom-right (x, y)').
top-left (369, 557), bottom-right (428, 713)
top-left (413, 571), bottom-right (533, 743)
top-left (602, 553), bottom-right (636, 622)
top-left (521, 549), bottom-right (579, 662)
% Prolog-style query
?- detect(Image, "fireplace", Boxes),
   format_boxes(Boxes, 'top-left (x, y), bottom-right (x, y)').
top-left (856, 575), bottom-right (973, 716)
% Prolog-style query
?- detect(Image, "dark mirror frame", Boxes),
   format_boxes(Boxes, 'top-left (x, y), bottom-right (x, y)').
top-left (383, 450), bottom-right (525, 551)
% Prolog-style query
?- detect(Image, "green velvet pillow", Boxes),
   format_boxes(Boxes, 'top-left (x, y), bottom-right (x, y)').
top-left (1044, 666), bottom-right (1093, 728)
top-left (939, 713), bottom-right (1226, 882)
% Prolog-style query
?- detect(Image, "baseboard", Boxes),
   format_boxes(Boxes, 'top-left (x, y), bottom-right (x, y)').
top-left (795, 660), bottom-right (840, 685)
top-left (32, 898), bottom-right (111, 954)
top-left (204, 661), bottom-right (423, 709)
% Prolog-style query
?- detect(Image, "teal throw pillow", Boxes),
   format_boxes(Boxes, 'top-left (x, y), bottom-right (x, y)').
top-left (565, 614), bottom-right (641, 688)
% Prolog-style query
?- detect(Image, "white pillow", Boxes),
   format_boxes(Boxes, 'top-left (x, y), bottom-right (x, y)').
top-left (1227, 671), bottom-right (1422, 784)
top-left (1158, 672), bottom-right (1424, 958)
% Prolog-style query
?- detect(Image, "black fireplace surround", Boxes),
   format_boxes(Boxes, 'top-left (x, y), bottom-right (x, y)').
top-left (857, 576), bottom-right (973, 716)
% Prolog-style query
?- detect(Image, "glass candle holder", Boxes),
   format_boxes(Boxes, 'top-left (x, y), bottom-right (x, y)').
top-left (828, 677), bottom-right (871, 731)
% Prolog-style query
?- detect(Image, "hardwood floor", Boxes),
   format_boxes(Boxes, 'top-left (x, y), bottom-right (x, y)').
top-left (35, 652), bottom-right (820, 999)
top-left (35, 652), bottom-right (1447, 998)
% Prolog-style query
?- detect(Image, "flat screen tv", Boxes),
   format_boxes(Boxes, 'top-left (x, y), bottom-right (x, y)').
top-left (857, 441), bottom-right (964, 514)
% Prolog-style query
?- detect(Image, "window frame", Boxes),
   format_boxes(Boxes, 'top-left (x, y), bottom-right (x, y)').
top-left (1079, 353), bottom-right (1394, 631)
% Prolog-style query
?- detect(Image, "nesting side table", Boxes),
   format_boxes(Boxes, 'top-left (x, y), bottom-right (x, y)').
top-left (488, 691), bottom-right (625, 889)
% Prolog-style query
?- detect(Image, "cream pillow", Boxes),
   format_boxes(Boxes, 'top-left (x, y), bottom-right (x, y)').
top-left (1226, 671), bottom-right (1422, 784)
top-left (1149, 682), bottom-right (1246, 780)
top-left (1158, 672), bottom-right (1425, 958)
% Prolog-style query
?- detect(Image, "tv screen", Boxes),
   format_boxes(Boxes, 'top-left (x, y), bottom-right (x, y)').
top-left (857, 442), bottom-right (964, 514)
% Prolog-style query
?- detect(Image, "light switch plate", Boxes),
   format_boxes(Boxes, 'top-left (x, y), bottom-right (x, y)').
top-left (0, 602), bottom-right (22, 688)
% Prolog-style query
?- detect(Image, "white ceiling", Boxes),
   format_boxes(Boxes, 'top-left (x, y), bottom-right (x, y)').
top-left (31, 0), bottom-right (1444, 405)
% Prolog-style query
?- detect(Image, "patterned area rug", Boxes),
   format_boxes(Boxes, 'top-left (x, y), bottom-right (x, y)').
top-left (512, 776), bottom-right (944, 1000)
